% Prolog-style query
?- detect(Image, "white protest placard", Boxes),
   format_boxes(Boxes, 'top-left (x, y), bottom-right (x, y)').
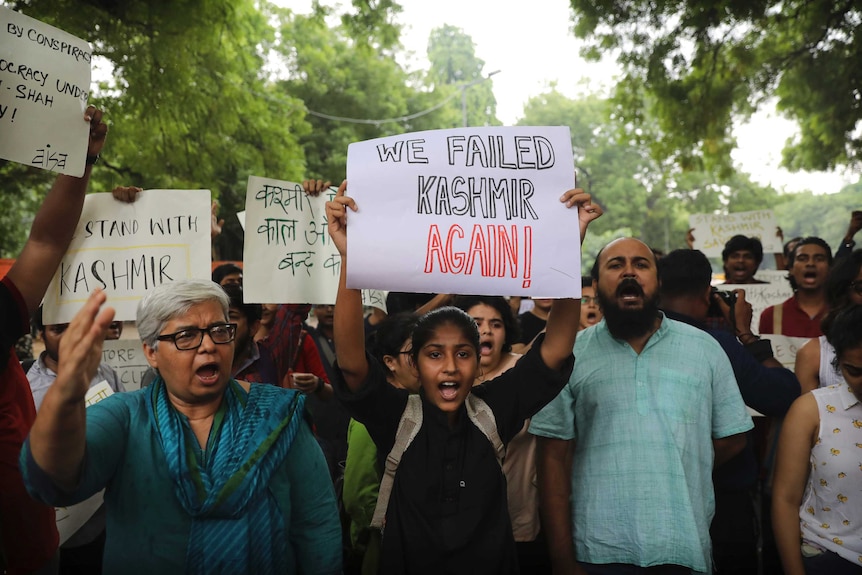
top-left (56, 380), bottom-right (114, 544)
top-left (43, 190), bottom-right (211, 324)
top-left (689, 210), bottom-right (782, 257)
top-left (236, 210), bottom-right (246, 230)
top-left (717, 283), bottom-right (794, 335)
top-left (243, 177), bottom-right (335, 302)
top-left (242, 176), bottom-right (387, 310)
top-left (346, 127), bottom-right (580, 297)
top-left (101, 339), bottom-right (149, 392)
top-left (753, 269), bottom-right (788, 284)
top-left (761, 334), bottom-right (812, 370)
top-left (0, 7), bottom-right (92, 176)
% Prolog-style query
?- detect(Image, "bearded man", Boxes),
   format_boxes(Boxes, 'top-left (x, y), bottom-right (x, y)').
top-left (530, 237), bottom-right (753, 575)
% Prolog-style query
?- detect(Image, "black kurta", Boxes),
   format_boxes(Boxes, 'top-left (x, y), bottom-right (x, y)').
top-left (333, 335), bottom-right (573, 574)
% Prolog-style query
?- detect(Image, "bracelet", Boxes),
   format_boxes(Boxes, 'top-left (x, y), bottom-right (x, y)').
top-left (86, 153), bottom-right (100, 165)
top-left (737, 332), bottom-right (759, 344)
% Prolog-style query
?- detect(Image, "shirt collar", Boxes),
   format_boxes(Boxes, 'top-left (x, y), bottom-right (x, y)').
top-left (596, 311), bottom-right (668, 351)
top-left (837, 382), bottom-right (860, 410)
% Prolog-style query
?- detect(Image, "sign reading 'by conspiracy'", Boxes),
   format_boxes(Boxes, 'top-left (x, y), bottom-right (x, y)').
top-left (43, 190), bottom-right (211, 324)
top-left (0, 7), bottom-right (92, 176)
top-left (346, 127), bottom-right (581, 297)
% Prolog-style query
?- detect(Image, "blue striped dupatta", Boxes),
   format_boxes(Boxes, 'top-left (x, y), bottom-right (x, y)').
top-left (147, 377), bottom-right (305, 574)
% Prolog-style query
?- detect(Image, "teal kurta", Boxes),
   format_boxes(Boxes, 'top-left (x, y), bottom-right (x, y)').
top-left (530, 316), bottom-right (753, 573)
top-left (21, 384), bottom-right (342, 574)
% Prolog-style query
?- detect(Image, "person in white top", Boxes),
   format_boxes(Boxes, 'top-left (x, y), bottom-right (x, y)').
top-left (795, 250), bottom-right (862, 392)
top-left (773, 304), bottom-right (862, 575)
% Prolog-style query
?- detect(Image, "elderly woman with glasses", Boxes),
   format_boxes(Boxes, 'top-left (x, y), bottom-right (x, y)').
top-left (21, 280), bottom-right (342, 574)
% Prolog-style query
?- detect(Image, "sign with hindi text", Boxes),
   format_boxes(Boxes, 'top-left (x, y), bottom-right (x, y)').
top-left (0, 7), bottom-right (92, 176)
top-left (346, 127), bottom-right (580, 297)
top-left (243, 176), bottom-right (386, 310)
top-left (43, 190), bottom-right (211, 324)
top-left (689, 210), bottom-right (782, 257)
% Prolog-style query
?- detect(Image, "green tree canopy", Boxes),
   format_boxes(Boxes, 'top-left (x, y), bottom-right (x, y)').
top-left (570, 0), bottom-right (862, 174)
top-left (427, 24), bottom-right (499, 128)
top-left (518, 87), bottom-right (793, 255)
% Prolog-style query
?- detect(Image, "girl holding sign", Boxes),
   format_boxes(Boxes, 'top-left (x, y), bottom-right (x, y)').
top-left (325, 181), bottom-right (601, 574)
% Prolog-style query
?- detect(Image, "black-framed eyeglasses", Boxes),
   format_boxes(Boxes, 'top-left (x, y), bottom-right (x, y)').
top-left (582, 295), bottom-right (599, 305)
top-left (156, 323), bottom-right (237, 350)
top-left (850, 280), bottom-right (862, 296)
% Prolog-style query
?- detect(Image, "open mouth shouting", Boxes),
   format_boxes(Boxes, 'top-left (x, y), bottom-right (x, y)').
top-left (195, 362), bottom-right (222, 385)
top-left (438, 380), bottom-right (461, 401)
top-left (801, 270), bottom-right (819, 284)
top-left (616, 278), bottom-right (644, 306)
top-left (729, 265), bottom-right (751, 282)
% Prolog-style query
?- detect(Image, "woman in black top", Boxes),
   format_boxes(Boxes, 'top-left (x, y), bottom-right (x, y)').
top-left (325, 182), bottom-right (601, 574)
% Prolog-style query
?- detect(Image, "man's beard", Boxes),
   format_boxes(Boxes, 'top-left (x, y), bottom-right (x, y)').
top-left (597, 278), bottom-right (660, 340)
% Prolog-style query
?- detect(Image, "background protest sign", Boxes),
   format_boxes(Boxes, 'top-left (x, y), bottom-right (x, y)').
top-left (101, 338), bottom-right (150, 392)
top-left (761, 334), bottom-right (811, 370)
top-left (346, 126), bottom-right (580, 297)
top-left (43, 189), bottom-right (211, 323)
top-left (717, 282), bottom-right (794, 335)
top-left (689, 210), bottom-right (782, 257)
top-left (0, 7), bottom-right (91, 176)
top-left (242, 176), bottom-right (386, 309)
top-left (753, 269), bottom-right (789, 284)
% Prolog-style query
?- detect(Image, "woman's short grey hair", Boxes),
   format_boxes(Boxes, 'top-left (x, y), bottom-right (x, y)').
top-left (136, 279), bottom-right (229, 349)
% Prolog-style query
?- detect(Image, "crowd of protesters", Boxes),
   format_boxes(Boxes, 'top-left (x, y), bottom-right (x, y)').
top-left (1, 104), bottom-right (861, 575)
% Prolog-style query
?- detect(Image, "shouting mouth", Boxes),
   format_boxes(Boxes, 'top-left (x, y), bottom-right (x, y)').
top-left (439, 381), bottom-right (460, 401)
top-left (196, 363), bottom-right (221, 385)
top-left (617, 279), bottom-right (644, 303)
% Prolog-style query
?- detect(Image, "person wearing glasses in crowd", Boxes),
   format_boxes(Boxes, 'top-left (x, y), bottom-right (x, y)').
top-left (20, 279), bottom-right (341, 574)
top-left (579, 276), bottom-right (603, 332)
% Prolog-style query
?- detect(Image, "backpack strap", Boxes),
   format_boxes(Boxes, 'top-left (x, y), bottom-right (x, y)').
top-left (465, 395), bottom-right (505, 466)
top-left (371, 395), bottom-right (423, 529)
top-left (370, 394), bottom-right (506, 531)
top-left (773, 302), bottom-right (783, 334)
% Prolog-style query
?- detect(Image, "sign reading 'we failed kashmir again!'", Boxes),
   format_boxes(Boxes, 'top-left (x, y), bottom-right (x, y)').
top-left (346, 126), bottom-right (582, 298)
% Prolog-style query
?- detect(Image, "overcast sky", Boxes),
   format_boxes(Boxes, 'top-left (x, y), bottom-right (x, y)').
top-left (282, 0), bottom-right (854, 195)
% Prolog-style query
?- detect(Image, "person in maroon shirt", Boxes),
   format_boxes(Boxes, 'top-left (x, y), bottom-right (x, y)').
top-left (0, 106), bottom-right (107, 574)
top-left (759, 237), bottom-right (832, 337)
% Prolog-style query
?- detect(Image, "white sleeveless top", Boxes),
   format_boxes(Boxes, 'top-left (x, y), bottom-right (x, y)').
top-left (798, 384), bottom-right (862, 564)
top-left (818, 336), bottom-right (846, 388)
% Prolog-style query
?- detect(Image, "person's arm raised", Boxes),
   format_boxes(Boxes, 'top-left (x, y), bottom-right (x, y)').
top-left (326, 181), bottom-right (368, 391)
top-left (7, 106), bottom-right (108, 314)
top-left (539, 189), bottom-right (602, 371)
top-left (29, 289), bottom-right (115, 490)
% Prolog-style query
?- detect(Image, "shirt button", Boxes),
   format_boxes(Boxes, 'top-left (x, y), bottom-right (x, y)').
top-left (459, 481), bottom-right (466, 488)
top-left (445, 463), bottom-right (454, 471)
